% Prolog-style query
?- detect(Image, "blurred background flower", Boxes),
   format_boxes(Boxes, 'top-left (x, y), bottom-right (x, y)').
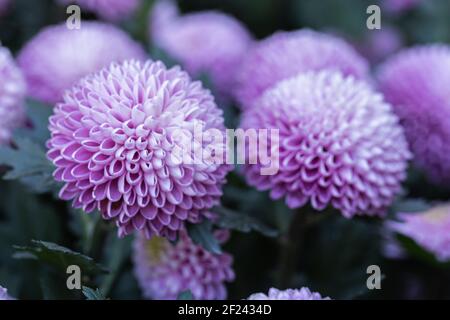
top-left (0, 0), bottom-right (449, 301)
top-left (0, 45), bottom-right (25, 145)
top-left (150, 0), bottom-right (253, 98)
top-left (0, 285), bottom-right (14, 300)
top-left (377, 45), bottom-right (450, 184)
top-left (382, 0), bottom-right (422, 14)
top-left (18, 22), bottom-right (147, 104)
top-left (58, 0), bottom-right (141, 21)
top-left (387, 204), bottom-right (450, 262)
top-left (133, 229), bottom-right (234, 299)
top-left (247, 287), bottom-right (330, 300)
top-left (234, 29), bottom-right (369, 109)
top-left (356, 26), bottom-right (404, 63)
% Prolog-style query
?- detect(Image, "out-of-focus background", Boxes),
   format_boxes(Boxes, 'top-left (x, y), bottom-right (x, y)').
top-left (1, 0), bottom-right (450, 300)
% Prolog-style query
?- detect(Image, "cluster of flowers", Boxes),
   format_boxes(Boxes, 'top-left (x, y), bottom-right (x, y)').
top-left (0, 0), bottom-right (448, 300)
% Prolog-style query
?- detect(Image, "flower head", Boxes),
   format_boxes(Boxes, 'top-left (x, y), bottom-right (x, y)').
top-left (0, 46), bottom-right (26, 144)
top-left (58, 0), bottom-right (140, 21)
top-left (18, 22), bottom-right (146, 104)
top-left (247, 287), bottom-right (330, 300)
top-left (242, 70), bottom-right (410, 217)
top-left (234, 29), bottom-right (369, 109)
top-left (387, 204), bottom-right (450, 262)
top-left (150, 0), bottom-right (252, 96)
top-left (0, 286), bottom-right (14, 300)
top-left (377, 45), bottom-right (450, 184)
top-left (133, 230), bottom-right (234, 300)
top-left (47, 60), bottom-right (231, 239)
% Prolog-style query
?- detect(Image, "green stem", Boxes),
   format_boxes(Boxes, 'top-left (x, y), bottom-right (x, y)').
top-left (277, 209), bottom-right (328, 288)
top-left (277, 209), bottom-right (308, 288)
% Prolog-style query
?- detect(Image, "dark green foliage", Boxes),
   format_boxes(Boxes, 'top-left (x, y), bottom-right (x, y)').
top-left (0, 0), bottom-right (450, 300)
top-left (13, 240), bottom-right (108, 276)
top-left (187, 220), bottom-right (222, 254)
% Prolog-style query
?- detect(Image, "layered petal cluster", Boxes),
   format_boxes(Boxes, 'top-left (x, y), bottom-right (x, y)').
top-left (150, 0), bottom-right (252, 96)
top-left (133, 230), bottom-right (234, 300)
top-left (47, 60), bottom-right (231, 239)
top-left (387, 204), bottom-right (450, 262)
top-left (377, 45), bottom-right (450, 184)
top-left (247, 287), bottom-right (330, 300)
top-left (58, 0), bottom-right (140, 21)
top-left (18, 22), bottom-right (146, 104)
top-left (0, 46), bottom-right (26, 144)
top-left (0, 286), bottom-right (14, 300)
top-left (242, 71), bottom-right (410, 217)
top-left (234, 29), bottom-right (369, 109)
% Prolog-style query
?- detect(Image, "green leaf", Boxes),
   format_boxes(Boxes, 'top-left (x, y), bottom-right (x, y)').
top-left (150, 46), bottom-right (179, 68)
top-left (23, 99), bottom-right (53, 146)
top-left (82, 286), bottom-right (106, 300)
top-left (13, 240), bottom-right (108, 276)
top-left (214, 206), bottom-right (278, 237)
top-left (187, 220), bottom-right (222, 254)
top-left (177, 290), bottom-right (194, 300)
top-left (99, 234), bottom-right (133, 297)
top-left (0, 99), bottom-right (61, 194)
top-left (0, 136), bottom-right (60, 194)
top-left (396, 234), bottom-right (450, 268)
top-left (69, 208), bottom-right (104, 257)
top-left (390, 198), bottom-right (431, 215)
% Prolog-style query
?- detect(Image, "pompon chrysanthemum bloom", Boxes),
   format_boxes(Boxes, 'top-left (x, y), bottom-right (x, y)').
top-left (150, 0), bottom-right (252, 96)
top-left (377, 45), bottom-right (450, 184)
top-left (247, 287), bottom-right (330, 300)
top-left (234, 29), bottom-right (369, 109)
top-left (387, 204), bottom-right (450, 262)
top-left (0, 46), bottom-right (26, 145)
top-left (58, 0), bottom-right (140, 21)
top-left (133, 230), bottom-right (234, 300)
top-left (0, 286), bottom-right (14, 300)
top-left (18, 22), bottom-right (146, 104)
top-left (47, 60), bottom-right (231, 239)
top-left (241, 71), bottom-right (410, 217)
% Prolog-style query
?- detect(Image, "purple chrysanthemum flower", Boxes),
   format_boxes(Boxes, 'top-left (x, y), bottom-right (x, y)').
top-left (242, 70), bottom-right (410, 217)
top-left (234, 29), bottom-right (369, 109)
top-left (0, 286), bottom-right (14, 300)
top-left (377, 45), bottom-right (450, 184)
top-left (133, 230), bottom-right (234, 300)
top-left (58, 0), bottom-right (140, 21)
top-left (47, 60), bottom-right (231, 240)
top-left (18, 22), bottom-right (146, 104)
top-left (150, 0), bottom-right (252, 96)
top-left (0, 46), bottom-right (26, 145)
top-left (247, 287), bottom-right (330, 300)
top-left (387, 204), bottom-right (450, 262)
